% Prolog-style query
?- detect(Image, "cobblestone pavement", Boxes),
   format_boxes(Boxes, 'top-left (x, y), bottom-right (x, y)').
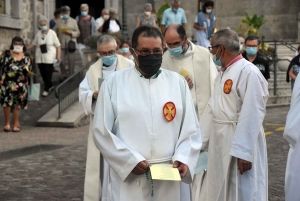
top-left (0, 106), bottom-right (291, 201)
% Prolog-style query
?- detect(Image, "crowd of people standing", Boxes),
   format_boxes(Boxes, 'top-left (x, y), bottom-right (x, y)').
top-left (0, 0), bottom-right (299, 200)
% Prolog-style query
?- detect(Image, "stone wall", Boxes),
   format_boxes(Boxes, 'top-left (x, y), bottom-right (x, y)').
top-left (214, 0), bottom-right (300, 40)
top-left (0, 0), bottom-right (45, 54)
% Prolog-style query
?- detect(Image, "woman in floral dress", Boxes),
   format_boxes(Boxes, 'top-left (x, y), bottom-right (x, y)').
top-left (0, 36), bottom-right (32, 132)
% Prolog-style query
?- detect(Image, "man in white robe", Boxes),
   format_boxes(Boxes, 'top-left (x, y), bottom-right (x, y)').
top-left (93, 26), bottom-right (202, 201)
top-left (79, 35), bottom-right (134, 201)
top-left (162, 24), bottom-right (218, 200)
top-left (284, 75), bottom-right (300, 201)
top-left (200, 29), bottom-right (269, 200)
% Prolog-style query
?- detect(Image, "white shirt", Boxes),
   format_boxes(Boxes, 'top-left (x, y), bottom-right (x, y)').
top-left (95, 17), bottom-right (105, 30)
top-left (108, 20), bottom-right (120, 33)
top-left (32, 29), bottom-right (61, 64)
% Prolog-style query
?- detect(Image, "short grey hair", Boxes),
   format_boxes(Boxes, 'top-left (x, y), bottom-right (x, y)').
top-left (80, 4), bottom-right (89, 10)
top-left (38, 16), bottom-right (48, 23)
top-left (213, 29), bottom-right (240, 54)
top-left (97, 35), bottom-right (117, 49)
top-left (109, 8), bottom-right (117, 16)
top-left (61, 6), bottom-right (70, 12)
top-left (144, 3), bottom-right (152, 10)
top-left (102, 8), bottom-right (109, 14)
top-left (172, 0), bottom-right (181, 4)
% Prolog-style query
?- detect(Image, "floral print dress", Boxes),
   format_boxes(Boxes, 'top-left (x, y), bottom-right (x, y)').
top-left (0, 50), bottom-right (31, 109)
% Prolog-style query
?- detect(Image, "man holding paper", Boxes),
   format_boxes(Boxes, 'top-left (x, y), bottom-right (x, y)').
top-left (79, 35), bottom-right (133, 201)
top-left (162, 24), bottom-right (218, 200)
top-left (93, 26), bottom-right (202, 201)
top-left (201, 29), bottom-right (268, 200)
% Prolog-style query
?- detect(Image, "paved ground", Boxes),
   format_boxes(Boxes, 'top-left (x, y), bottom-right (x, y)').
top-left (0, 105), bottom-right (291, 201)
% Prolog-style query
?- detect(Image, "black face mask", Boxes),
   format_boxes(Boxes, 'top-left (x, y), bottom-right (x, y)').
top-left (137, 54), bottom-right (162, 77)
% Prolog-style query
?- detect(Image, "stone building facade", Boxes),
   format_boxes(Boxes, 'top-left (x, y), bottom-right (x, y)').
top-left (0, 0), bottom-right (299, 55)
top-left (0, 0), bottom-right (55, 54)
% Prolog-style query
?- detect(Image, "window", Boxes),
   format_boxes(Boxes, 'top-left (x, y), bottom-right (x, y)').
top-left (198, 0), bottom-right (206, 12)
top-left (0, 0), bottom-right (5, 14)
top-left (0, 0), bottom-right (24, 29)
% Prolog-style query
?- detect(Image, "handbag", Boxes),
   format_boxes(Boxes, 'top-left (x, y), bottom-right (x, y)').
top-left (40, 44), bottom-right (48, 54)
top-left (28, 77), bottom-right (40, 101)
top-left (67, 40), bottom-right (76, 53)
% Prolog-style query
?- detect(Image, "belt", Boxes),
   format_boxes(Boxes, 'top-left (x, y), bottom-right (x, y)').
top-left (147, 157), bottom-right (172, 164)
top-left (213, 118), bottom-right (238, 124)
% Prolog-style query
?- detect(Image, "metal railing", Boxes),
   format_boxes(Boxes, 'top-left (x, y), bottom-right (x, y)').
top-left (55, 54), bottom-right (99, 118)
top-left (55, 69), bottom-right (85, 118)
top-left (260, 38), bottom-right (298, 96)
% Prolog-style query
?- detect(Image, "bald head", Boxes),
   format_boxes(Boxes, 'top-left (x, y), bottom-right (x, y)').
top-left (165, 24), bottom-right (186, 42)
top-left (213, 29), bottom-right (240, 54)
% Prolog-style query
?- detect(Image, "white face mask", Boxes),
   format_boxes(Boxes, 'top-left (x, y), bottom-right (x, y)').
top-left (144, 11), bottom-right (151, 16)
top-left (103, 15), bottom-right (109, 20)
top-left (13, 45), bottom-right (23, 53)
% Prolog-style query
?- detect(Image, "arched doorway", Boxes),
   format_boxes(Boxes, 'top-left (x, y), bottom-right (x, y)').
top-left (56, 0), bottom-right (105, 19)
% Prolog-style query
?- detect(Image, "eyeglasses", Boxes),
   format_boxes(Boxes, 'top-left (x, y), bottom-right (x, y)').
top-left (134, 48), bottom-right (163, 56)
top-left (99, 50), bottom-right (116, 57)
top-left (245, 45), bottom-right (258, 48)
top-left (208, 45), bottom-right (221, 51)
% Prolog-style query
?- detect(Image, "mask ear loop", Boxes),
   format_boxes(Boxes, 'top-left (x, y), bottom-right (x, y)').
top-left (215, 46), bottom-right (223, 61)
top-left (131, 48), bottom-right (140, 67)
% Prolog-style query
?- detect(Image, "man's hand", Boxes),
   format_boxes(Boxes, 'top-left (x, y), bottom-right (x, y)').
top-left (237, 158), bottom-right (252, 175)
top-left (93, 91), bottom-right (99, 99)
top-left (185, 76), bottom-right (194, 89)
top-left (132, 161), bottom-right (150, 175)
top-left (173, 161), bottom-right (188, 178)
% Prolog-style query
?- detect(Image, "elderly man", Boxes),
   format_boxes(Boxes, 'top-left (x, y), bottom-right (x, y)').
top-left (96, 8), bottom-right (109, 32)
top-left (79, 35), bottom-right (134, 201)
top-left (93, 26), bottom-right (202, 201)
top-left (200, 29), bottom-right (269, 200)
top-left (162, 23), bottom-right (217, 201)
top-left (75, 4), bottom-right (97, 59)
top-left (53, 6), bottom-right (80, 79)
top-left (161, 0), bottom-right (187, 35)
top-left (284, 75), bottom-right (300, 201)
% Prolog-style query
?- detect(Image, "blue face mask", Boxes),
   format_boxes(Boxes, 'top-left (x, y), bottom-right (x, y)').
top-left (206, 9), bottom-right (212, 13)
top-left (102, 55), bottom-right (116, 66)
top-left (62, 14), bottom-right (69, 19)
top-left (212, 48), bottom-right (223, 66)
top-left (41, 26), bottom-right (48, 31)
top-left (81, 11), bottom-right (88, 16)
top-left (122, 48), bottom-right (129, 54)
top-left (168, 44), bottom-right (184, 57)
top-left (245, 47), bottom-right (257, 56)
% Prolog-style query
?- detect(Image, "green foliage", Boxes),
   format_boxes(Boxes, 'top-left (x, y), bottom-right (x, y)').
top-left (156, 3), bottom-right (170, 27)
top-left (240, 12), bottom-right (267, 36)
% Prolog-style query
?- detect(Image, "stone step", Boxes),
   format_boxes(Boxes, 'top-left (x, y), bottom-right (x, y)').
top-left (268, 86), bottom-right (291, 95)
top-left (267, 95), bottom-right (291, 105)
top-left (268, 79), bottom-right (290, 87)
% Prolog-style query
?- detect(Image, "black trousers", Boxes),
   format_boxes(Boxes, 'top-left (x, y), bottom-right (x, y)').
top-left (38, 63), bottom-right (54, 91)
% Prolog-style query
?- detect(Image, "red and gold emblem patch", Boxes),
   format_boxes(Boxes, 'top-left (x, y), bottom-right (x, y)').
top-left (223, 79), bottom-right (233, 94)
top-left (163, 102), bottom-right (176, 122)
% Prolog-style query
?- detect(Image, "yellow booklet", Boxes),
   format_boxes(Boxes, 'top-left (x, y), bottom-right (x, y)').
top-left (179, 68), bottom-right (189, 78)
top-left (59, 27), bottom-right (68, 33)
top-left (149, 164), bottom-right (181, 181)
